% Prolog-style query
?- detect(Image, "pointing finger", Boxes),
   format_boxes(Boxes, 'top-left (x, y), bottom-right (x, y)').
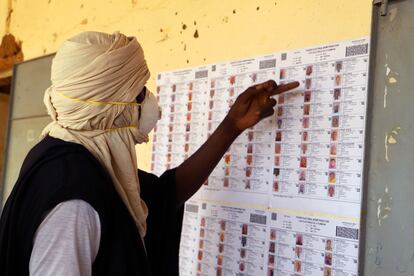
top-left (238, 80), bottom-right (277, 103)
top-left (266, 81), bottom-right (300, 97)
top-left (254, 80), bottom-right (277, 92)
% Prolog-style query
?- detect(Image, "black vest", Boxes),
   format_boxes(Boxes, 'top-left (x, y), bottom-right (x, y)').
top-left (0, 136), bottom-right (182, 275)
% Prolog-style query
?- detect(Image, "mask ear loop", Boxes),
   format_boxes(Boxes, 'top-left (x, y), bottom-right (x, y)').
top-left (53, 89), bottom-right (143, 132)
top-left (55, 90), bottom-right (142, 106)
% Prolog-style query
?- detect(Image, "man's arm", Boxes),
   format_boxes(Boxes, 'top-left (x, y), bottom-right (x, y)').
top-left (30, 200), bottom-right (101, 276)
top-left (175, 80), bottom-right (299, 207)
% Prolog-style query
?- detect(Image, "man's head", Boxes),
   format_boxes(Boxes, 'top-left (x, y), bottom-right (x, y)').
top-left (328, 185), bottom-right (335, 197)
top-left (45, 31), bottom-right (159, 143)
top-left (326, 239), bottom-right (332, 247)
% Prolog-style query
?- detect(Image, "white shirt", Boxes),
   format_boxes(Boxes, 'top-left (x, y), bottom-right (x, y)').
top-left (29, 200), bottom-right (101, 276)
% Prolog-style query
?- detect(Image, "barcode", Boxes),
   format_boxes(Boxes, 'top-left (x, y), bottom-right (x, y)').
top-left (281, 53), bottom-right (287, 61)
top-left (195, 70), bottom-right (208, 79)
top-left (185, 204), bottom-right (199, 213)
top-left (346, 44), bottom-right (368, 57)
top-left (250, 214), bottom-right (267, 225)
top-left (259, 59), bottom-right (276, 69)
top-left (336, 226), bottom-right (358, 240)
top-left (271, 213), bottom-right (277, 221)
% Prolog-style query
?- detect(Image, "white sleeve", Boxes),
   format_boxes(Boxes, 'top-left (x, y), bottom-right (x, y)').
top-left (29, 199), bottom-right (101, 276)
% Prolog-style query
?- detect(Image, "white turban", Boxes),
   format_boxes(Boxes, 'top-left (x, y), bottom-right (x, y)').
top-left (42, 31), bottom-right (150, 238)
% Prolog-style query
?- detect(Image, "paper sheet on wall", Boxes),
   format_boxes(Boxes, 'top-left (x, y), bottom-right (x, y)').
top-left (152, 37), bottom-right (370, 276)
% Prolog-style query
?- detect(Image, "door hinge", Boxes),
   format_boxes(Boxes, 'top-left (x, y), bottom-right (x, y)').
top-left (373, 0), bottom-right (389, 16)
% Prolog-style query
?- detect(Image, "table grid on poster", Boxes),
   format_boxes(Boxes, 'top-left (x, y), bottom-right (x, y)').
top-left (152, 37), bottom-right (369, 276)
top-left (180, 201), bottom-right (359, 276)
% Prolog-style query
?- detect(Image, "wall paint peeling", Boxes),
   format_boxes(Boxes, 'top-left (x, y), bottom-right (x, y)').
top-left (385, 133), bottom-right (389, 162)
top-left (375, 242), bottom-right (383, 265)
top-left (389, 77), bottom-right (397, 83)
top-left (389, 7), bottom-right (397, 22)
top-left (384, 61), bottom-right (390, 108)
top-left (383, 55), bottom-right (399, 109)
top-left (377, 183), bottom-right (392, 226)
top-left (384, 126), bottom-right (401, 162)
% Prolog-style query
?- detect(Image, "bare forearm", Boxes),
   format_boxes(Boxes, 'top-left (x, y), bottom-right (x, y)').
top-left (175, 117), bottom-right (241, 206)
top-left (173, 81), bottom-right (299, 207)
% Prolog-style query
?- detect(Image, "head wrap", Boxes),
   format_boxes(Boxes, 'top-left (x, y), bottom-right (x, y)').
top-left (42, 31), bottom-right (150, 237)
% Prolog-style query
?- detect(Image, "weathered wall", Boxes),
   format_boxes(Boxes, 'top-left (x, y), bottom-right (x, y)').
top-left (0, 0), bottom-right (9, 35)
top-left (0, 0), bottom-right (372, 170)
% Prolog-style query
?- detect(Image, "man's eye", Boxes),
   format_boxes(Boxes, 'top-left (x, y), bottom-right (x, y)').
top-left (136, 93), bottom-right (145, 104)
top-left (136, 87), bottom-right (147, 104)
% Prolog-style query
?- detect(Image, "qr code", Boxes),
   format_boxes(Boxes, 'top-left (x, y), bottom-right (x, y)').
top-left (281, 53), bottom-right (287, 60)
top-left (346, 44), bottom-right (368, 57)
top-left (271, 213), bottom-right (277, 221)
top-left (250, 214), bottom-right (267, 225)
top-left (185, 204), bottom-right (199, 213)
top-left (195, 70), bottom-right (208, 79)
top-left (336, 226), bottom-right (358, 240)
top-left (259, 59), bottom-right (276, 69)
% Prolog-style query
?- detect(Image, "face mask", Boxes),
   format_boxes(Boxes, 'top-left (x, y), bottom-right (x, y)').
top-left (138, 89), bottom-right (161, 135)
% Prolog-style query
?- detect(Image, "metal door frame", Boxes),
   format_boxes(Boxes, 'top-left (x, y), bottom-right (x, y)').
top-left (0, 53), bottom-right (55, 209)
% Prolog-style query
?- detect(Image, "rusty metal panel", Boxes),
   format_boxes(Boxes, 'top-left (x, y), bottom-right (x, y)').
top-left (362, 1), bottom-right (414, 275)
top-left (1, 55), bottom-right (54, 206)
top-left (10, 54), bottom-right (54, 120)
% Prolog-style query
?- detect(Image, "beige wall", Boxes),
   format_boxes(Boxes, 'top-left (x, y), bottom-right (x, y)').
top-left (0, 0), bottom-right (372, 170)
top-left (0, 0), bottom-right (9, 34)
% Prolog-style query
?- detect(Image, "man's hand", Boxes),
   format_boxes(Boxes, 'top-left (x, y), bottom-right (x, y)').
top-left (225, 80), bottom-right (300, 134)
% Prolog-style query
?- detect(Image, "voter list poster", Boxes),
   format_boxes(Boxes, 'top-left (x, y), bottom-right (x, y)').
top-left (152, 37), bottom-right (370, 276)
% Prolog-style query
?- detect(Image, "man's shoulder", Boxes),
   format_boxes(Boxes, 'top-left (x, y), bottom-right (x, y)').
top-left (19, 136), bottom-right (107, 191)
top-left (24, 136), bottom-right (101, 173)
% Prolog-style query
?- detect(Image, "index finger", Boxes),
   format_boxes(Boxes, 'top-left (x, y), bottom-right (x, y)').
top-left (266, 81), bottom-right (300, 97)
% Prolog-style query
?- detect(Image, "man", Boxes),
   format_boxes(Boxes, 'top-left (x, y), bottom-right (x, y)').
top-left (329, 158), bottom-right (337, 169)
top-left (0, 31), bottom-right (298, 275)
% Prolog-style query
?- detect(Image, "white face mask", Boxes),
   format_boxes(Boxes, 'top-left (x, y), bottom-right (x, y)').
top-left (138, 89), bottom-right (161, 135)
